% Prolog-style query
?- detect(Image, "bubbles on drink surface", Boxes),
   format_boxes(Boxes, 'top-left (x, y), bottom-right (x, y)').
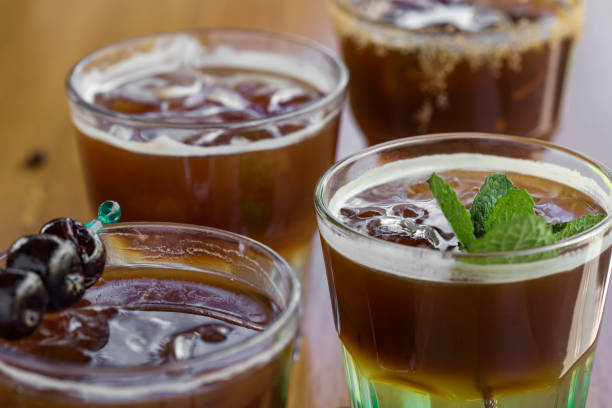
top-left (93, 67), bottom-right (324, 147)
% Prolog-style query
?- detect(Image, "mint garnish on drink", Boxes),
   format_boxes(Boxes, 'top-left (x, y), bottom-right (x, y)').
top-left (427, 173), bottom-right (606, 257)
top-left (469, 215), bottom-right (555, 253)
top-left (553, 214), bottom-right (605, 241)
top-left (481, 188), bottom-right (534, 234)
top-left (470, 173), bottom-right (515, 237)
top-left (427, 173), bottom-right (476, 249)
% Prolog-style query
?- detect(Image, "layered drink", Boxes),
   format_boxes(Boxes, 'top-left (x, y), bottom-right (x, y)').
top-left (315, 134), bottom-right (612, 407)
top-left (330, 0), bottom-right (584, 145)
top-left (0, 223), bottom-right (300, 407)
top-left (66, 30), bottom-right (348, 276)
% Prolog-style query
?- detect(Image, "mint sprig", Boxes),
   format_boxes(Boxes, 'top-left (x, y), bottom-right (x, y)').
top-left (427, 173), bottom-right (606, 259)
top-left (483, 188), bottom-right (534, 232)
top-left (470, 215), bottom-right (555, 254)
top-left (470, 174), bottom-right (514, 237)
top-left (427, 173), bottom-right (475, 249)
top-left (553, 214), bottom-right (606, 241)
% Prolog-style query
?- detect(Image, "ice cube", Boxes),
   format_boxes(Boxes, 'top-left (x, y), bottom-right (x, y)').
top-left (182, 89), bottom-right (208, 109)
top-left (366, 216), bottom-right (441, 248)
top-left (120, 77), bottom-right (167, 102)
top-left (392, 203), bottom-right (429, 221)
top-left (357, 206), bottom-right (387, 219)
top-left (267, 87), bottom-right (310, 113)
top-left (169, 331), bottom-right (198, 361)
top-left (166, 323), bottom-right (234, 361)
top-left (384, 0), bottom-right (510, 32)
top-left (153, 70), bottom-right (205, 100)
top-left (206, 87), bottom-right (249, 111)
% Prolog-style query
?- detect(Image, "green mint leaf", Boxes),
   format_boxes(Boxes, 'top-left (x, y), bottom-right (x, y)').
top-left (483, 188), bottom-right (535, 232)
top-left (470, 173), bottom-right (514, 237)
top-left (551, 222), bottom-right (566, 233)
top-left (427, 173), bottom-right (475, 249)
top-left (469, 215), bottom-right (556, 263)
top-left (553, 214), bottom-right (606, 241)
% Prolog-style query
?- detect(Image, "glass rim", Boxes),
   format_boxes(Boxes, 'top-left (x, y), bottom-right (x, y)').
top-left (314, 133), bottom-right (612, 260)
top-left (65, 27), bottom-right (349, 130)
top-left (0, 222), bottom-right (301, 378)
top-left (331, 0), bottom-right (582, 38)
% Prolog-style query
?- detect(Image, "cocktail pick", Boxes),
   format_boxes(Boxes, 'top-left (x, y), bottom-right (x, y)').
top-left (0, 201), bottom-right (122, 340)
top-left (86, 201), bottom-right (122, 234)
top-left (0, 201), bottom-right (121, 261)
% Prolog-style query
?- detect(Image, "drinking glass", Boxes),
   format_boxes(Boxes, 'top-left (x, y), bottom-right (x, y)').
top-left (66, 29), bottom-right (348, 279)
top-left (315, 134), bottom-right (612, 407)
top-left (0, 223), bottom-right (300, 407)
top-left (330, 0), bottom-right (584, 145)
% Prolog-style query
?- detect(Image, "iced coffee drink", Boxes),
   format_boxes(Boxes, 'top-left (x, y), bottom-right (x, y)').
top-left (66, 29), bottom-right (348, 276)
top-left (0, 223), bottom-right (300, 407)
top-left (316, 134), bottom-right (612, 407)
top-left (330, 0), bottom-right (584, 144)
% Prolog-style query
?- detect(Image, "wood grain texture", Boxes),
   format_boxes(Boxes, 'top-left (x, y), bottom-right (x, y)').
top-left (0, 1), bottom-right (609, 407)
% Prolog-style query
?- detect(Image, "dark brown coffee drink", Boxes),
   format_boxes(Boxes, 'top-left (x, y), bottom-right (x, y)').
top-left (331, 0), bottom-right (584, 145)
top-left (316, 140), bottom-right (612, 407)
top-left (67, 30), bottom-right (348, 276)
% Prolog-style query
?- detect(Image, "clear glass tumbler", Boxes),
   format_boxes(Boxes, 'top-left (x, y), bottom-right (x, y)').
top-left (315, 134), bottom-right (612, 407)
top-left (66, 29), bottom-right (348, 279)
top-left (330, 0), bottom-right (584, 145)
top-left (0, 223), bottom-right (300, 407)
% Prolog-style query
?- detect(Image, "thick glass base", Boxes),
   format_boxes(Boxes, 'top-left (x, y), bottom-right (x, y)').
top-left (342, 347), bottom-right (594, 408)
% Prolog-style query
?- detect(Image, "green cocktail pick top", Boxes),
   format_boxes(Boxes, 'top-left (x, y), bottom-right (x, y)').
top-left (85, 201), bottom-right (121, 234)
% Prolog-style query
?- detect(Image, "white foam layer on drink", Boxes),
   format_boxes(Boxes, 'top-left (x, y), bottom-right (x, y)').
top-left (72, 115), bottom-right (332, 157)
top-left (321, 153), bottom-right (612, 283)
top-left (72, 35), bottom-right (340, 157)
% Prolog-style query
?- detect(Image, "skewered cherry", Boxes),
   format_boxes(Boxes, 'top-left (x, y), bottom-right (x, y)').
top-left (0, 268), bottom-right (48, 340)
top-left (41, 218), bottom-right (105, 288)
top-left (7, 235), bottom-right (85, 312)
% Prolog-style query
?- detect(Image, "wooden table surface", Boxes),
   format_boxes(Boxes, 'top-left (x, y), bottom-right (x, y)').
top-left (0, 1), bottom-right (610, 407)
